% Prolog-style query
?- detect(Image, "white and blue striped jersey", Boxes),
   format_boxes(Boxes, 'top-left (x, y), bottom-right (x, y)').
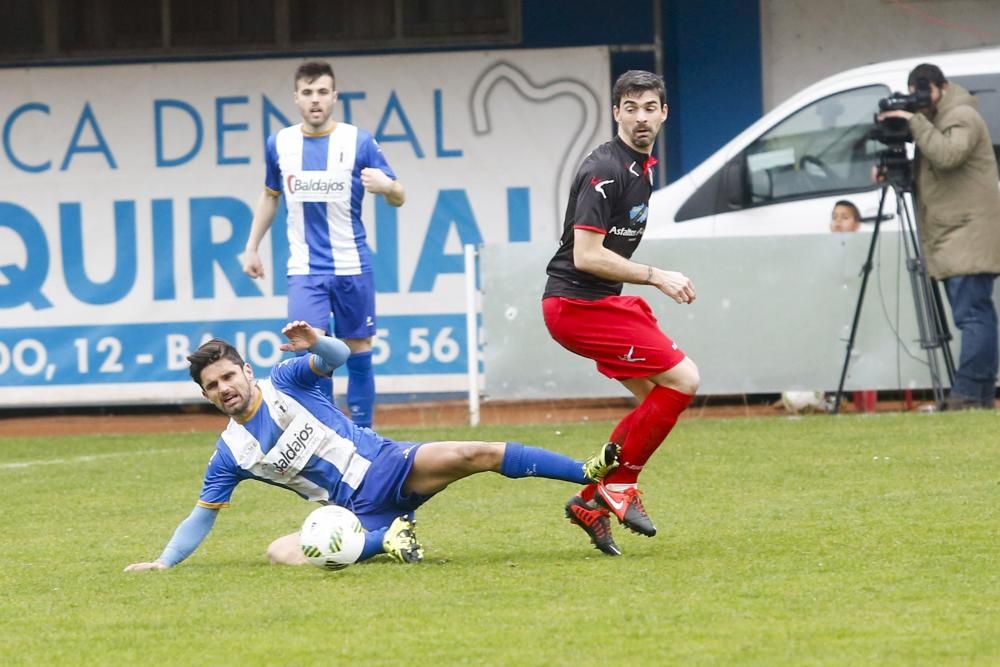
top-left (197, 355), bottom-right (386, 509)
top-left (264, 122), bottom-right (396, 276)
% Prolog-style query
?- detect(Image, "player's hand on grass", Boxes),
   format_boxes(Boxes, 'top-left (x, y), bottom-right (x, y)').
top-left (280, 320), bottom-right (321, 352)
top-left (124, 561), bottom-right (168, 572)
top-left (651, 268), bottom-right (696, 304)
top-left (243, 248), bottom-right (265, 279)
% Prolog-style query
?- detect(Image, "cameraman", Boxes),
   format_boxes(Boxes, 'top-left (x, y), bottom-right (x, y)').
top-left (879, 63), bottom-right (1000, 410)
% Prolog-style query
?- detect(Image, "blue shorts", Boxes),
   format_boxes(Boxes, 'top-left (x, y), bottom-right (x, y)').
top-left (346, 440), bottom-right (433, 531)
top-left (287, 273), bottom-right (376, 339)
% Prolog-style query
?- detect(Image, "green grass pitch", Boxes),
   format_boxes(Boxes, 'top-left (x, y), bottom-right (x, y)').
top-left (0, 412), bottom-right (997, 665)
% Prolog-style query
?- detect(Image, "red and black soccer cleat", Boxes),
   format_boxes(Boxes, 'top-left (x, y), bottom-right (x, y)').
top-left (565, 495), bottom-right (622, 556)
top-left (594, 484), bottom-right (656, 537)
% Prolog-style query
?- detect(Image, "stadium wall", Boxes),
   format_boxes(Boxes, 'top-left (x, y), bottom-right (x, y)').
top-left (481, 233), bottom-right (988, 400)
top-left (0, 48), bottom-right (610, 407)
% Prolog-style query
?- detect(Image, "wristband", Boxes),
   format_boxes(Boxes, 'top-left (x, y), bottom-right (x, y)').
top-left (645, 265), bottom-right (654, 284)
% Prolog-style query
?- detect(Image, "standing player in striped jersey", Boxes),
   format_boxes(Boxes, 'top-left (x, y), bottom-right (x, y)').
top-left (542, 70), bottom-right (699, 556)
top-left (124, 322), bottom-right (618, 571)
top-left (243, 61), bottom-right (403, 429)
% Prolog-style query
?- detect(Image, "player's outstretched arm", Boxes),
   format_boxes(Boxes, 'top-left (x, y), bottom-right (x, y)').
top-left (281, 321), bottom-right (351, 372)
top-left (124, 505), bottom-right (219, 572)
top-left (243, 190), bottom-right (280, 278)
top-left (280, 320), bottom-right (321, 351)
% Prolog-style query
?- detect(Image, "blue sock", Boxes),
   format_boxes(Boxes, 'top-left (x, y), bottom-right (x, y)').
top-left (500, 442), bottom-right (588, 484)
top-left (346, 351), bottom-right (375, 428)
top-left (358, 526), bottom-right (388, 562)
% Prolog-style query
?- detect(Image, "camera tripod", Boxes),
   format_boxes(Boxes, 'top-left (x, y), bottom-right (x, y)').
top-left (832, 179), bottom-right (955, 414)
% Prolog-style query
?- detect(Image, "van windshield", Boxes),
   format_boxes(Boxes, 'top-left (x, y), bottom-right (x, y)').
top-left (745, 85), bottom-right (888, 204)
top-left (950, 74), bottom-right (1000, 165)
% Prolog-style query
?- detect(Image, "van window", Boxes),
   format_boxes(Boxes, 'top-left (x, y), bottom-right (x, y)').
top-left (950, 74), bottom-right (1000, 164)
top-left (744, 85), bottom-right (888, 205)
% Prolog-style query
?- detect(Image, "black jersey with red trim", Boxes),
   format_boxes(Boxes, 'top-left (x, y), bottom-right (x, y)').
top-left (543, 136), bottom-right (657, 300)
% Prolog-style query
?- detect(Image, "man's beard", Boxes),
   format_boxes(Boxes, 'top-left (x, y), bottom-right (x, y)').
top-left (221, 380), bottom-right (255, 417)
top-left (631, 129), bottom-right (654, 148)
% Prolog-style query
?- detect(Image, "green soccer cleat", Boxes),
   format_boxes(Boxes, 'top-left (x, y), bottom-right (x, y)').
top-left (382, 516), bottom-right (424, 564)
top-left (582, 442), bottom-right (620, 482)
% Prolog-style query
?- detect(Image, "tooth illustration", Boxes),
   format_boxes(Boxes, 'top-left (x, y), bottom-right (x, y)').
top-left (469, 61), bottom-right (601, 237)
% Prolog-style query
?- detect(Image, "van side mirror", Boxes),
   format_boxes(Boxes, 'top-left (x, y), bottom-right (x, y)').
top-left (720, 157), bottom-right (745, 210)
top-left (677, 155), bottom-right (749, 222)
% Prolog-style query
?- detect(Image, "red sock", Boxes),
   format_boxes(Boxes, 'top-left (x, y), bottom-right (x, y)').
top-left (604, 386), bottom-right (692, 486)
top-left (609, 407), bottom-right (637, 445)
top-left (576, 407), bottom-right (638, 502)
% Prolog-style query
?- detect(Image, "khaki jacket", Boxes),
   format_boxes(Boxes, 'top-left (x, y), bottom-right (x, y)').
top-left (910, 83), bottom-right (1000, 278)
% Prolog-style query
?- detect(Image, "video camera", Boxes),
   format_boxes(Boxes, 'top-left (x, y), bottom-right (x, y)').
top-left (869, 78), bottom-right (932, 188)
top-left (870, 78), bottom-right (932, 145)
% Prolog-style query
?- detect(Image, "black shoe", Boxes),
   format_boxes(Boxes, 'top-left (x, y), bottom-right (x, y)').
top-left (565, 495), bottom-right (622, 556)
top-left (939, 394), bottom-right (986, 412)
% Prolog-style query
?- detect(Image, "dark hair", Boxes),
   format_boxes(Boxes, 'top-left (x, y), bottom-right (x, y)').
top-left (908, 63), bottom-right (946, 89)
top-left (294, 61), bottom-right (335, 90)
top-left (834, 199), bottom-right (861, 221)
top-left (612, 70), bottom-right (666, 107)
top-left (187, 338), bottom-right (245, 386)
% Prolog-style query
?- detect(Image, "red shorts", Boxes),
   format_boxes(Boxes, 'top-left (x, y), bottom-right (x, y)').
top-left (542, 295), bottom-right (686, 380)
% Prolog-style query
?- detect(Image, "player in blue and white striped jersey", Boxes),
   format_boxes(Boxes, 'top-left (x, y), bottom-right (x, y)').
top-left (243, 61), bottom-right (404, 430)
top-left (124, 322), bottom-right (619, 572)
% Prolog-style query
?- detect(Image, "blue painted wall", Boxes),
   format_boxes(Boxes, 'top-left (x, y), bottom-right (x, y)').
top-left (522, 1), bottom-right (656, 46)
top-left (522, 0), bottom-right (762, 182)
top-left (663, 1), bottom-right (763, 176)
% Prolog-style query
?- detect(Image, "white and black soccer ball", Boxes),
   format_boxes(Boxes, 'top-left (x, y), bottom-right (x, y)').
top-left (781, 390), bottom-right (826, 415)
top-left (299, 505), bottom-right (366, 571)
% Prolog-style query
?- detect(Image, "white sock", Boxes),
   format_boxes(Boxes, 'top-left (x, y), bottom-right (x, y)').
top-left (605, 483), bottom-right (638, 492)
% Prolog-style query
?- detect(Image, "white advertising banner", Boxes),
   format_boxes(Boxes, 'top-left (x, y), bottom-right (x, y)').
top-left (0, 47), bottom-right (611, 406)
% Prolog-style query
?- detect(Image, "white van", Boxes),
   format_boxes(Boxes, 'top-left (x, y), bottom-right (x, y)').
top-left (646, 47), bottom-right (1000, 238)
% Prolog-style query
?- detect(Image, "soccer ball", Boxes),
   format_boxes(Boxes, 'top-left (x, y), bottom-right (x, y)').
top-left (299, 505), bottom-right (366, 571)
top-left (780, 390), bottom-right (826, 415)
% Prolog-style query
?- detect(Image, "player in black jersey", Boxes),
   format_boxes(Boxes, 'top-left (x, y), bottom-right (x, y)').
top-left (542, 71), bottom-right (699, 556)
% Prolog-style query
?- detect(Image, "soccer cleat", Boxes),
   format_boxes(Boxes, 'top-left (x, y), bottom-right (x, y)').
top-left (382, 516), bottom-right (424, 564)
top-left (565, 495), bottom-right (622, 556)
top-left (582, 442), bottom-right (620, 482)
top-left (594, 484), bottom-right (657, 537)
